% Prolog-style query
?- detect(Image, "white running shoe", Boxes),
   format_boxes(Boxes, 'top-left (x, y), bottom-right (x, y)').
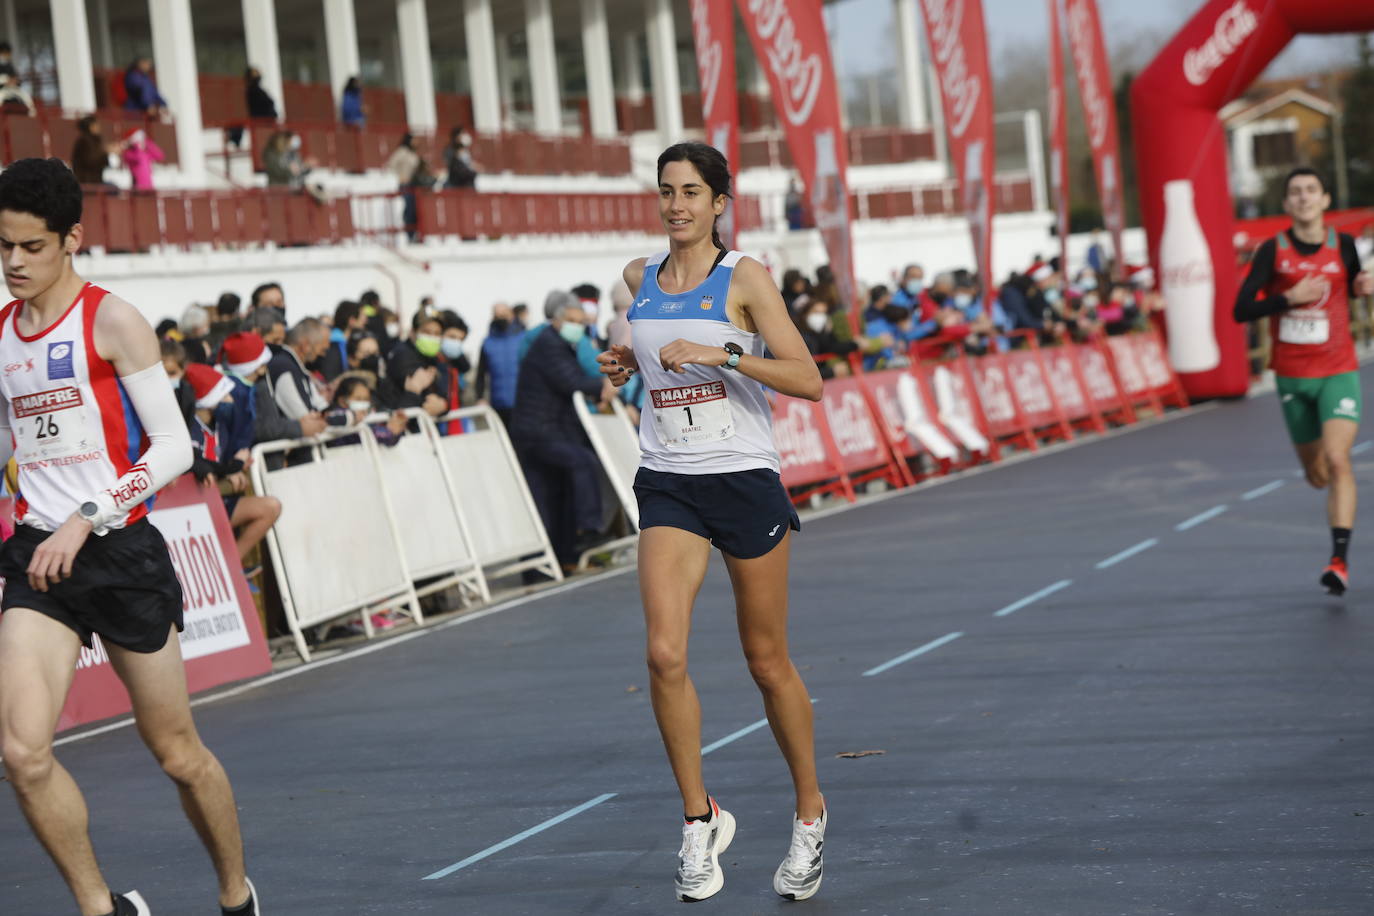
top-left (113, 891), bottom-right (151, 915)
top-left (675, 796), bottom-right (736, 902)
top-left (773, 806), bottom-right (826, 901)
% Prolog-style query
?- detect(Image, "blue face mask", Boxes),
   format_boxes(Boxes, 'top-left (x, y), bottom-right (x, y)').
top-left (1044, 289), bottom-right (1062, 305)
top-left (953, 293), bottom-right (973, 309)
top-left (441, 338), bottom-right (464, 360)
top-left (904, 279), bottom-right (925, 297)
top-left (1078, 276), bottom-right (1098, 292)
top-left (558, 322), bottom-right (584, 346)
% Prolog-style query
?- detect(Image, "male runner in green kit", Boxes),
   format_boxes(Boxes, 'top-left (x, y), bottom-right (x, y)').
top-left (1234, 167), bottom-right (1374, 594)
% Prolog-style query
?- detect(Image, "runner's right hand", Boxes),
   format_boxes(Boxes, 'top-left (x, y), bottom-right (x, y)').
top-left (1286, 273), bottom-right (1329, 306)
top-left (598, 345), bottom-right (638, 387)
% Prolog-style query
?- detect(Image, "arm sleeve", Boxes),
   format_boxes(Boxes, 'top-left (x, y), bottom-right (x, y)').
top-left (541, 343), bottom-right (604, 398)
top-left (1342, 234), bottom-right (1363, 298)
top-left (90, 363), bottom-right (193, 525)
top-left (1233, 240), bottom-right (1288, 321)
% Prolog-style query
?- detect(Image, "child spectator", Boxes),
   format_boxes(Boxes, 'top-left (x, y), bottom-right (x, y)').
top-left (121, 128), bottom-right (164, 191)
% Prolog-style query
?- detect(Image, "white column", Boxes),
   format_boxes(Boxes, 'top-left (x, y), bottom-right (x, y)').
top-left (241, 0), bottom-right (284, 119)
top-left (620, 32), bottom-right (643, 101)
top-left (3, 0), bottom-right (18, 64)
top-left (396, 0), bottom-right (436, 132)
top-left (893, 0), bottom-right (927, 129)
top-left (579, 0), bottom-right (614, 138)
top-left (524, 0), bottom-right (560, 134)
top-left (323, 0), bottom-right (360, 109)
top-left (90, 0), bottom-right (114, 70)
top-left (645, 0), bottom-right (682, 142)
top-left (148, 0), bottom-right (205, 180)
top-left (463, 0), bottom-right (500, 132)
top-left (51, 0), bottom-right (96, 112)
top-left (1023, 109), bottom-right (1047, 212)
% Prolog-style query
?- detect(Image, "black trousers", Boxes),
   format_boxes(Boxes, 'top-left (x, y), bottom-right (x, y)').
top-left (515, 440), bottom-right (603, 564)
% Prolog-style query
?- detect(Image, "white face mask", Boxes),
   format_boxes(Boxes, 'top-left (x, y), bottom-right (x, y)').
top-left (347, 399), bottom-right (372, 414)
top-left (385, 323), bottom-right (400, 338)
top-left (289, 135), bottom-right (302, 151)
top-left (805, 312), bottom-right (829, 333)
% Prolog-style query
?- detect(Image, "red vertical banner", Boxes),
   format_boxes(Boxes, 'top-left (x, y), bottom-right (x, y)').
top-left (1064, 0), bottom-right (1126, 275)
top-left (691, 0), bottom-right (741, 250)
top-left (737, 0), bottom-right (857, 318)
top-left (918, 0), bottom-right (996, 290)
top-left (1047, 0), bottom-right (1071, 276)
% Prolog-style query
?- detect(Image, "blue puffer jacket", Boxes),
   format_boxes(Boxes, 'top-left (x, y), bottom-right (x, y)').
top-left (480, 326), bottom-right (523, 410)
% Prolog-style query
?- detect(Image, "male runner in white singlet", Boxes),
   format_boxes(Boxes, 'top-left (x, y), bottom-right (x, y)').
top-left (0, 159), bottom-right (260, 915)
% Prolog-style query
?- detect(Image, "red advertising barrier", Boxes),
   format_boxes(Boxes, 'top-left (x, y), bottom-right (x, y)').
top-left (819, 377), bottom-right (911, 489)
top-left (859, 368), bottom-right (955, 480)
top-left (1105, 334), bottom-right (1165, 415)
top-left (1003, 346), bottom-right (1074, 444)
top-left (1076, 337), bottom-right (1138, 425)
top-left (772, 395), bottom-right (853, 505)
top-left (1132, 328), bottom-right (1191, 409)
top-left (968, 352), bottom-right (1036, 451)
top-left (926, 357), bottom-right (999, 462)
top-left (0, 475), bottom-right (272, 733)
top-left (1042, 343), bottom-right (1107, 434)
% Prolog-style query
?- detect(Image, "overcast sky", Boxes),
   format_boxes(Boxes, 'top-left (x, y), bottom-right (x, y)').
top-left (826, 0), bottom-right (1367, 81)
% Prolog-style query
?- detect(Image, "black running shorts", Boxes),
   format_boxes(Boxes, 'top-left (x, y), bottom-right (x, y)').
top-left (0, 519), bottom-right (184, 653)
top-left (634, 467), bottom-right (800, 559)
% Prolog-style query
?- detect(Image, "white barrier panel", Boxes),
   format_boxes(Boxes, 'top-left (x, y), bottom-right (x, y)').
top-left (370, 411), bottom-right (490, 605)
top-left (251, 431), bottom-right (421, 661)
top-left (434, 406), bottom-right (562, 582)
top-left (896, 372), bottom-right (959, 461)
top-left (574, 395), bottom-right (642, 529)
top-left (931, 364), bottom-right (991, 453)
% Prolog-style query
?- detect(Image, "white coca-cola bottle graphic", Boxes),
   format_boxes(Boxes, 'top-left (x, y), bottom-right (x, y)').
top-left (1160, 179), bottom-right (1220, 373)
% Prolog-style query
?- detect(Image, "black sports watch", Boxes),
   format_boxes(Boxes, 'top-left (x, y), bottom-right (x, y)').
top-left (722, 341), bottom-right (744, 370)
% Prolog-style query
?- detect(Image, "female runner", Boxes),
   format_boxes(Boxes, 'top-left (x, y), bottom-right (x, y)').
top-left (597, 142), bottom-right (827, 903)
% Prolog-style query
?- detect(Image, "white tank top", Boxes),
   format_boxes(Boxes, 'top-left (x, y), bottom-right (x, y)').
top-left (630, 250), bottom-right (779, 475)
top-left (0, 282), bottom-right (149, 531)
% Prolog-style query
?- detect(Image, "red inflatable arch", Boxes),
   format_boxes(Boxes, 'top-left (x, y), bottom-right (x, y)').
top-left (1131, 0), bottom-right (1374, 399)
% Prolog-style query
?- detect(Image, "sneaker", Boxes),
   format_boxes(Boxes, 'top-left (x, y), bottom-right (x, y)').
top-left (773, 806), bottom-right (826, 901)
top-left (675, 797), bottom-right (736, 902)
top-left (1322, 557), bottom-right (1349, 595)
top-left (221, 877), bottom-right (260, 916)
top-left (112, 891), bottom-right (151, 916)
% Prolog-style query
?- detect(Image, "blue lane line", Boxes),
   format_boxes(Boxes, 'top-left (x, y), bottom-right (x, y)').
top-left (1175, 504), bottom-right (1229, 532)
top-left (1353, 440), bottom-right (1373, 456)
top-left (993, 579), bottom-right (1074, 618)
top-left (1242, 479), bottom-right (1286, 501)
top-left (863, 631), bottom-right (963, 677)
top-left (1095, 538), bottom-right (1159, 570)
top-left (423, 793), bottom-right (618, 880)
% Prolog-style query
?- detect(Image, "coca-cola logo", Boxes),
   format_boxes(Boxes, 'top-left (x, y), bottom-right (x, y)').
top-left (1047, 354), bottom-right (1085, 412)
top-left (1183, 1), bottom-right (1258, 87)
top-left (1079, 348), bottom-right (1117, 399)
top-left (1108, 338), bottom-right (1146, 393)
top-left (746, 0), bottom-right (823, 127)
top-left (873, 385), bottom-right (905, 436)
top-left (1065, 0), bottom-right (1108, 150)
top-left (1008, 356), bottom-right (1051, 414)
top-left (921, 0), bottom-right (982, 139)
top-left (774, 401), bottom-right (826, 468)
top-left (690, 0), bottom-right (723, 120)
top-left (825, 390), bottom-right (877, 456)
top-left (1135, 338), bottom-right (1172, 388)
top-left (974, 364), bottom-right (1014, 421)
top-left (1161, 259), bottom-right (1215, 289)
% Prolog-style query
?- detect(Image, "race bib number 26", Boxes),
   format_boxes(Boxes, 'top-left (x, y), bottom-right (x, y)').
top-left (651, 380), bottom-right (735, 448)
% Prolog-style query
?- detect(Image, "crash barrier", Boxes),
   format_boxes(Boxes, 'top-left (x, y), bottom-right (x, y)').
top-left (772, 329), bottom-right (1188, 506)
top-left (573, 394), bottom-right (642, 568)
top-left (0, 475), bottom-right (272, 733)
top-left (251, 406), bottom-right (558, 661)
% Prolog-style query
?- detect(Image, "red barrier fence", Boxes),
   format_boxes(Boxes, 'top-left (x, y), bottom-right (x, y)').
top-left (0, 475), bottom-right (272, 733)
top-left (773, 329), bottom-right (1188, 506)
top-left (0, 110), bottom-right (178, 168)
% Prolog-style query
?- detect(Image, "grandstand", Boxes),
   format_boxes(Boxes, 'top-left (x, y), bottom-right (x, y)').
top-left (2, 0), bottom-right (1049, 328)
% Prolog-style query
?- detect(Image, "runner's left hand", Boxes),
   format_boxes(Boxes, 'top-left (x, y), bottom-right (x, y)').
top-left (27, 514), bottom-right (94, 592)
top-left (1356, 271), bottom-right (1374, 298)
top-left (659, 339), bottom-right (727, 373)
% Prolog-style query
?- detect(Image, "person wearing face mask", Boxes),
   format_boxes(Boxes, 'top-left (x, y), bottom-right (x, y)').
top-left (511, 298), bottom-right (617, 569)
top-left (1026, 263), bottom-right (1069, 342)
top-left (475, 302), bottom-right (523, 428)
top-left (444, 125), bottom-right (479, 189)
top-left (381, 313), bottom-right (451, 418)
top-left (319, 300), bottom-right (366, 380)
top-left (265, 319), bottom-right (332, 464)
top-left (890, 263), bottom-right (934, 315)
top-left (794, 298), bottom-right (856, 379)
top-left (572, 283), bottom-right (607, 378)
top-left (346, 331), bottom-right (383, 379)
top-left (436, 311), bottom-right (472, 422)
top-left (323, 375), bottom-right (408, 448)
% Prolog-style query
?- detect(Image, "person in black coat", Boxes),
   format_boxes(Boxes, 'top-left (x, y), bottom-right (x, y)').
top-left (510, 298), bottom-right (615, 568)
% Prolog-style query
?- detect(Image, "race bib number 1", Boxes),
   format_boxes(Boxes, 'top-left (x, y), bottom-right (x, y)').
top-left (1279, 315), bottom-right (1329, 345)
top-left (651, 380), bottom-right (735, 448)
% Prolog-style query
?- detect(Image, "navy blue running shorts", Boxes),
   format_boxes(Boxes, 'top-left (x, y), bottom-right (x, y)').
top-left (0, 519), bottom-right (184, 653)
top-left (634, 467), bottom-right (800, 559)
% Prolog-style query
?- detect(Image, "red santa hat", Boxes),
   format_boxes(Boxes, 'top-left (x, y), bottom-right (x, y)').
top-left (184, 363), bottom-right (235, 410)
top-left (220, 331), bottom-right (270, 378)
top-left (123, 127), bottom-right (146, 144)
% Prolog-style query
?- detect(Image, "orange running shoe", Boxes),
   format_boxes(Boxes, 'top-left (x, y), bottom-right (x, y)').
top-left (1321, 557), bottom-right (1349, 595)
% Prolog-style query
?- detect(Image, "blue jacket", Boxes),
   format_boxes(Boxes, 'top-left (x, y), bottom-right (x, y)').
top-left (341, 87), bottom-right (364, 126)
top-left (123, 68), bottom-right (167, 111)
top-left (510, 326), bottom-right (603, 447)
top-left (478, 326), bottom-right (523, 410)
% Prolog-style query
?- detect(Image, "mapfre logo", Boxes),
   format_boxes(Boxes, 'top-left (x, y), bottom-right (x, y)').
top-left (1183, 1), bottom-right (1258, 87)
